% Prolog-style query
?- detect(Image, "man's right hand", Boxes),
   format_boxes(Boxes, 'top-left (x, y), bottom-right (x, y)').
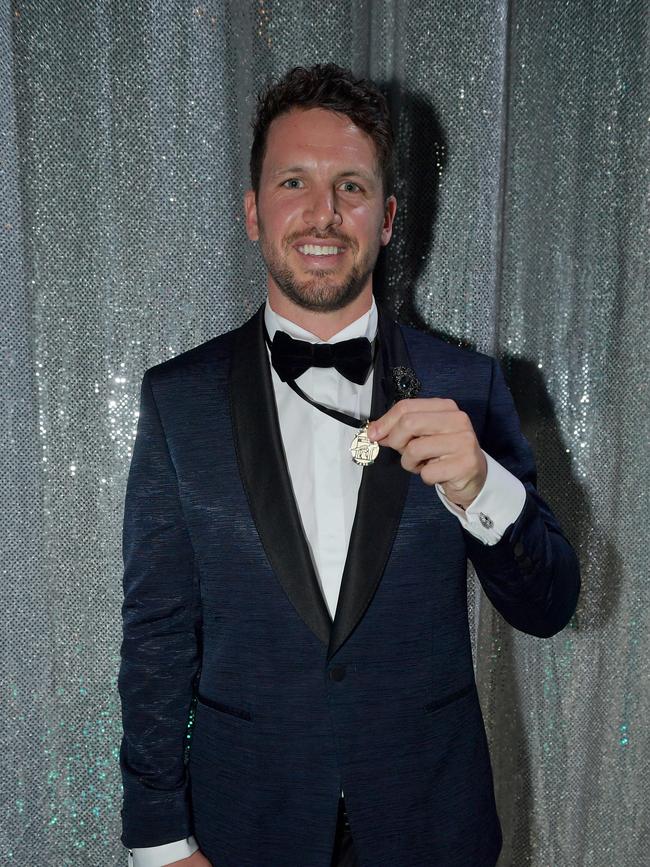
top-left (166, 851), bottom-right (212, 866)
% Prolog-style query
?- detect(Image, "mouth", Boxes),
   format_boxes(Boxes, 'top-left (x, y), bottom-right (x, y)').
top-left (293, 242), bottom-right (347, 264)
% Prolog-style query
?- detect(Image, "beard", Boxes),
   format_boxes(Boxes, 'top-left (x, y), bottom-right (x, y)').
top-left (258, 224), bottom-right (382, 313)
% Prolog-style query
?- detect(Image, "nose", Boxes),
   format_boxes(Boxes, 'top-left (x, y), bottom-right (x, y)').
top-left (302, 186), bottom-right (343, 231)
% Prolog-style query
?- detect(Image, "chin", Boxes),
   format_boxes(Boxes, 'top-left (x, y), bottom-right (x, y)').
top-left (294, 287), bottom-right (365, 313)
top-left (268, 256), bottom-right (370, 312)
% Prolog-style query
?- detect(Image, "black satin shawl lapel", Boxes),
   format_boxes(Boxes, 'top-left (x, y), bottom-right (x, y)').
top-left (327, 305), bottom-right (412, 661)
top-left (229, 304), bottom-right (333, 647)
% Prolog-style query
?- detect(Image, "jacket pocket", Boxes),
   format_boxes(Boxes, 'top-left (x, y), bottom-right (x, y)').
top-left (196, 691), bottom-right (253, 722)
top-left (423, 681), bottom-right (475, 715)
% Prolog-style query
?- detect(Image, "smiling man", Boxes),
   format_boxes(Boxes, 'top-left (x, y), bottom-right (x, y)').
top-left (245, 103), bottom-right (395, 330)
top-left (118, 64), bottom-right (580, 867)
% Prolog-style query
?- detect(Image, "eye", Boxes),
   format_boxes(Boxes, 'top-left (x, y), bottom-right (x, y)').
top-left (340, 181), bottom-right (361, 193)
top-left (281, 178), bottom-right (303, 189)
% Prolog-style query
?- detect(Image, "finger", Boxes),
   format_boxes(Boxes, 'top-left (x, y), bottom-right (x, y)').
top-left (400, 433), bottom-right (475, 473)
top-left (419, 455), bottom-right (465, 487)
top-left (379, 412), bottom-right (472, 451)
top-left (368, 397), bottom-right (458, 440)
top-left (400, 453), bottom-right (462, 485)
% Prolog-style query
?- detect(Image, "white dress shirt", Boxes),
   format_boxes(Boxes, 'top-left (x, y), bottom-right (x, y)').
top-left (129, 296), bottom-right (526, 866)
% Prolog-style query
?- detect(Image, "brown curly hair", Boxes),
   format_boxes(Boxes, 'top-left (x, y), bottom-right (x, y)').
top-left (249, 63), bottom-right (395, 199)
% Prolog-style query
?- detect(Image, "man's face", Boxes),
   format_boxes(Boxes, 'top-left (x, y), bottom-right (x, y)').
top-left (244, 107), bottom-right (397, 312)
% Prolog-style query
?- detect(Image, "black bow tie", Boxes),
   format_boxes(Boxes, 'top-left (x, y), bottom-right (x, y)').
top-left (266, 326), bottom-right (375, 385)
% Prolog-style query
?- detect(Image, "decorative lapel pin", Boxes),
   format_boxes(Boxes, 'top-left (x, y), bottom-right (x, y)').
top-left (390, 366), bottom-right (422, 401)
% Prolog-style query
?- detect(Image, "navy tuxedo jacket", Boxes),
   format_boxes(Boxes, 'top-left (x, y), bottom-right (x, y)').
top-left (118, 303), bottom-right (580, 866)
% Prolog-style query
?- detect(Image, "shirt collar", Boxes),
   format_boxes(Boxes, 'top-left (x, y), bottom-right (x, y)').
top-left (264, 295), bottom-right (378, 345)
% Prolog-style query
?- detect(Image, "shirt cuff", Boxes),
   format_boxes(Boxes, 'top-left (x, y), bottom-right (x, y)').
top-left (435, 449), bottom-right (526, 545)
top-left (129, 836), bottom-right (199, 867)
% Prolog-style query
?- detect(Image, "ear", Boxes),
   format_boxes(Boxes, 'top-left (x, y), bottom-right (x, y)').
top-left (243, 189), bottom-right (259, 241)
top-left (380, 195), bottom-right (397, 246)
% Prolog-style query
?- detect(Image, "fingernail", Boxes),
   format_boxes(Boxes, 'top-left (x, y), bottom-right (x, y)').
top-left (368, 423), bottom-right (380, 440)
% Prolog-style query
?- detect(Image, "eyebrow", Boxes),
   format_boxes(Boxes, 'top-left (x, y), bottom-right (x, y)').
top-left (271, 165), bottom-right (376, 183)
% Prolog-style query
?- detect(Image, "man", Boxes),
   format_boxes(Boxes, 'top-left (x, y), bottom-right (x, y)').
top-left (118, 63), bottom-right (580, 867)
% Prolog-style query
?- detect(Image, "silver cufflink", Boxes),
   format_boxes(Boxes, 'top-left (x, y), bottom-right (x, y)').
top-left (479, 512), bottom-right (494, 529)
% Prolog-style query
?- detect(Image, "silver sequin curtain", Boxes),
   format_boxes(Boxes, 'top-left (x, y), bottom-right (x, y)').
top-left (2, 1), bottom-right (648, 864)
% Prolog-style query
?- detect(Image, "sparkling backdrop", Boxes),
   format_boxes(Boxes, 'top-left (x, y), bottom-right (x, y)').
top-left (1, 1), bottom-right (648, 864)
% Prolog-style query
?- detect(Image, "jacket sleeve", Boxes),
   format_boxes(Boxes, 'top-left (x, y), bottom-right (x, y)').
top-left (463, 356), bottom-right (581, 638)
top-left (118, 369), bottom-right (202, 848)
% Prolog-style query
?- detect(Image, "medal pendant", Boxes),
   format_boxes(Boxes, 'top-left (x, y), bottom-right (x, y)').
top-left (350, 421), bottom-right (379, 466)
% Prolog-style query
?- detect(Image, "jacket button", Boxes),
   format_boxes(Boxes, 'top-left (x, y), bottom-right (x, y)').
top-left (329, 665), bottom-right (346, 682)
top-left (513, 541), bottom-right (524, 557)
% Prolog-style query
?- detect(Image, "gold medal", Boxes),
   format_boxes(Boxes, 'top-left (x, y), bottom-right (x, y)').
top-left (350, 421), bottom-right (379, 466)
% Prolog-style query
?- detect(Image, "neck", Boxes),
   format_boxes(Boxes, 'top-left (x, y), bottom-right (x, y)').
top-left (267, 284), bottom-right (374, 341)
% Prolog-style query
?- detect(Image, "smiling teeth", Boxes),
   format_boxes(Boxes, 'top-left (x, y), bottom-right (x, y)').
top-left (297, 244), bottom-right (341, 256)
